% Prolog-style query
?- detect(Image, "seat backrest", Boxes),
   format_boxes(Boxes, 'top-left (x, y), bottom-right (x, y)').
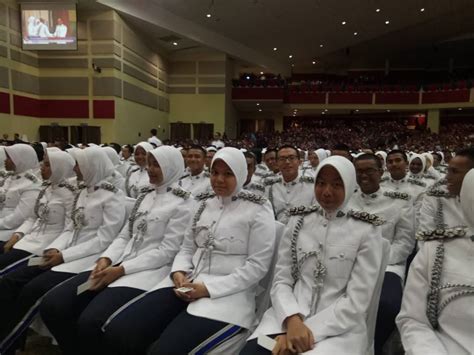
top-left (366, 239), bottom-right (391, 355)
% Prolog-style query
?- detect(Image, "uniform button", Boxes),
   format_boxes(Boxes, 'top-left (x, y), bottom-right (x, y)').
top-left (322, 222), bottom-right (328, 227)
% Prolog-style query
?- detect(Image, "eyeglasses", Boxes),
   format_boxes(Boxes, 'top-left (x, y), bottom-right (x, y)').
top-left (277, 155), bottom-right (299, 163)
top-left (355, 168), bottom-right (380, 176)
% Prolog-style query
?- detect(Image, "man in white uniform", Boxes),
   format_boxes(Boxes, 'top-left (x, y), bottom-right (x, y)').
top-left (52, 18), bottom-right (67, 38)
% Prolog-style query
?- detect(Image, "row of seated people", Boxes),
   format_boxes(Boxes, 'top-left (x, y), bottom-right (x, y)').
top-left (0, 142), bottom-right (472, 354)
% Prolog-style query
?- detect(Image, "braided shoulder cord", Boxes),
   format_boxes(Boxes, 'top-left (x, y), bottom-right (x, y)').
top-left (438, 289), bottom-right (474, 316)
top-left (435, 198), bottom-right (446, 229)
top-left (268, 184), bottom-right (276, 218)
top-left (426, 241), bottom-right (445, 329)
top-left (128, 190), bottom-right (153, 238)
top-left (125, 168), bottom-right (139, 197)
top-left (70, 187), bottom-right (86, 230)
top-left (290, 216), bottom-right (305, 286)
top-left (33, 182), bottom-right (51, 218)
top-left (192, 201), bottom-right (207, 230)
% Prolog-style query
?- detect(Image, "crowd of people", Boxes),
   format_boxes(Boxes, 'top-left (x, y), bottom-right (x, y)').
top-left (0, 127), bottom-right (472, 355)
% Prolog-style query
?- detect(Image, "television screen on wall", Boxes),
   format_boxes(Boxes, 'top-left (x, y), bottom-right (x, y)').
top-left (21, 2), bottom-right (77, 50)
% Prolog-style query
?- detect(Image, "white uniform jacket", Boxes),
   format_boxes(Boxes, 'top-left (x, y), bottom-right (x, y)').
top-left (107, 171), bottom-right (126, 193)
top-left (46, 181), bottom-right (126, 274)
top-left (13, 181), bottom-right (76, 256)
top-left (0, 171), bottom-right (41, 241)
top-left (252, 205), bottom-right (386, 352)
top-left (100, 186), bottom-right (194, 291)
top-left (348, 188), bottom-right (415, 279)
top-left (178, 170), bottom-right (211, 197)
top-left (161, 191), bottom-right (276, 329)
top-left (264, 172), bottom-right (316, 223)
top-left (397, 234), bottom-right (474, 355)
top-left (417, 183), bottom-right (465, 237)
top-left (125, 167), bottom-right (150, 199)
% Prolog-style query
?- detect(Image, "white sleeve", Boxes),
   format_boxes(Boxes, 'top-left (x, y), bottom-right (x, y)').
top-left (305, 226), bottom-right (385, 342)
top-left (389, 202), bottom-right (415, 265)
top-left (62, 193), bottom-right (126, 263)
top-left (204, 202), bottom-right (276, 299)
top-left (396, 243), bottom-right (448, 355)
top-left (0, 189), bottom-right (39, 230)
top-left (417, 195), bottom-right (437, 233)
top-left (100, 222), bottom-right (130, 265)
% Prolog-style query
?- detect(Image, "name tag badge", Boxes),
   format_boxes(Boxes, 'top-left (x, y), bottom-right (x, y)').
top-left (77, 279), bottom-right (94, 295)
top-left (257, 334), bottom-right (277, 351)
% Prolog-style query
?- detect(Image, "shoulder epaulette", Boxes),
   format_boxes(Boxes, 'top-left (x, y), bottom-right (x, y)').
top-left (263, 177), bottom-right (282, 186)
top-left (24, 172), bottom-right (38, 183)
top-left (423, 174), bottom-right (437, 180)
top-left (347, 209), bottom-right (385, 226)
top-left (416, 227), bottom-right (467, 241)
top-left (99, 182), bottom-right (118, 193)
top-left (299, 176), bottom-right (315, 184)
top-left (170, 187), bottom-right (191, 200)
top-left (431, 178), bottom-right (447, 189)
top-left (247, 182), bottom-right (265, 192)
top-left (383, 191), bottom-right (410, 201)
top-left (254, 171), bottom-right (273, 178)
top-left (0, 171), bottom-right (9, 178)
top-left (194, 191), bottom-right (216, 201)
top-left (58, 181), bottom-right (77, 193)
top-left (179, 174), bottom-right (190, 180)
top-left (289, 204), bottom-right (320, 216)
top-left (426, 188), bottom-right (452, 198)
top-left (407, 178), bottom-right (427, 187)
top-left (233, 191), bottom-right (267, 205)
top-left (77, 181), bottom-right (87, 190)
top-left (139, 186), bottom-right (154, 194)
top-left (380, 176), bottom-right (389, 182)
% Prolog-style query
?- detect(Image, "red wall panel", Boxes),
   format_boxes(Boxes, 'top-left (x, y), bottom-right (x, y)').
top-left (328, 92), bottom-right (373, 104)
top-left (232, 88), bottom-right (284, 100)
top-left (285, 92), bottom-right (326, 103)
top-left (375, 92), bottom-right (419, 104)
top-left (93, 100), bottom-right (115, 119)
top-left (422, 89), bottom-right (470, 104)
top-left (0, 92), bottom-right (10, 114)
top-left (13, 95), bottom-right (89, 118)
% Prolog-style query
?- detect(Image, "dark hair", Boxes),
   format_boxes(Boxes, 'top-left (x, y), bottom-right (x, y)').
top-left (333, 143), bottom-right (350, 152)
top-left (188, 144), bottom-right (206, 157)
top-left (30, 142), bottom-right (44, 162)
top-left (432, 152), bottom-right (442, 161)
top-left (108, 142), bottom-right (121, 154)
top-left (244, 151), bottom-right (256, 165)
top-left (277, 144), bottom-right (299, 157)
top-left (387, 149), bottom-right (408, 162)
top-left (123, 144), bottom-right (134, 154)
top-left (355, 154), bottom-right (382, 169)
top-left (150, 128), bottom-right (157, 136)
top-left (263, 148), bottom-right (277, 157)
top-left (455, 147), bottom-right (474, 168)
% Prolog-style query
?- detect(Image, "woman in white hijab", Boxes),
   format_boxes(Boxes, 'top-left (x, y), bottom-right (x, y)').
top-left (0, 147), bottom-right (127, 353)
top-left (125, 142), bottom-right (153, 198)
top-left (408, 153), bottom-right (426, 179)
top-left (0, 144), bottom-right (41, 242)
top-left (304, 149), bottom-right (328, 178)
top-left (243, 156), bottom-right (387, 355)
top-left (0, 150), bottom-right (76, 273)
top-left (397, 168), bottom-right (474, 355)
top-left (40, 146), bottom-right (195, 355)
top-left (422, 152), bottom-right (441, 180)
top-left (102, 146), bottom-right (126, 192)
top-left (101, 147), bottom-right (276, 355)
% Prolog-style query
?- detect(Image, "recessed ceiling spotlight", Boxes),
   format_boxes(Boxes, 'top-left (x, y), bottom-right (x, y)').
top-left (246, 76), bottom-right (250, 80)
top-left (291, 64), bottom-right (295, 67)
top-left (420, 8), bottom-right (425, 12)
top-left (385, 20), bottom-right (390, 25)
top-left (256, 103), bottom-right (260, 106)
top-left (322, 111), bottom-right (326, 115)
top-left (260, 71), bottom-right (264, 75)
top-left (172, 42), bottom-right (178, 46)
top-left (312, 61), bottom-right (316, 65)
top-left (273, 47), bottom-right (277, 51)
top-left (376, 8), bottom-right (380, 12)
top-left (258, 109), bottom-right (262, 112)
top-left (458, 107), bottom-right (463, 111)
top-left (354, 32), bottom-right (358, 36)
top-left (324, 109), bottom-right (328, 112)
top-left (206, 13), bottom-right (212, 18)
top-left (320, 44), bottom-right (324, 48)
top-left (289, 55), bottom-right (293, 59)
top-left (386, 109), bottom-right (391, 112)
top-left (294, 109), bottom-right (298, 112)
top-left (341, 21), bottom-right (347, 25)
top-left (355, 109), bottom-right (359, 112)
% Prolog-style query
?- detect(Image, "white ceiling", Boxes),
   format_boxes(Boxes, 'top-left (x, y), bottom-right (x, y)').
top-left (95, 0), bottom-right (474, 74)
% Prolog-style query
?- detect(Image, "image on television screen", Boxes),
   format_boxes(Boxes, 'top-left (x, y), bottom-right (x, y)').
top-left (21, 3), bottom-right (77, 51)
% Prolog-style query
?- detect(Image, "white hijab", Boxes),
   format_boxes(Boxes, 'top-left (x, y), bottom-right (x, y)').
top-left (211, 147), bottom-right (247, 195)
top-left (460, 169), bottom-right (474, 229)
top-left (409, 154), bottom-right (426, 176)
top-left (422, 152), bottom-right (434, 169)
top-left (4, 144), bottom-right (39, 173)
top-left (75, 147), bottom-right (114, 187)
top-left (314, 155), bottom-right (356, 211)
top-left (375, 151), bottom-right (387, 168)
top-left (102, 146), bottom-right (121, 167)
top-left (0, 147), bottom-right (6, 170)
top-left (48, 150), bottom-right (76, 185)
top-left (315, 148), bottom-right (328, 164)
top-left (148, 146), bottom-right (185, 190)
top-left (135, 142), bottom-right (154, 154)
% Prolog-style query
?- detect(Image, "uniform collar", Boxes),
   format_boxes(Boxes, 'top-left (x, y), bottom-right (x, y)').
top-left (360, 187), bottom-right (381, 199)
top-left (190, 170), bottom-right (205, 179)
top-left (282, 171), bottom-right (300, 186)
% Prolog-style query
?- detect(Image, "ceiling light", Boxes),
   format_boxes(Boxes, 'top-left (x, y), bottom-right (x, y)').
top-left (291, 64), bottom-right (295, 67)
top-left (341, 21), bottom-right (347, 25)
top-left (246, 76), bottom-right (250, 80)
top-left (312, 61), bottom-right (316, 65)
top-left (260, 71), bottom-right (264, 75)
top-left (258, 109), bottom-right (262, 112)
top-left (354, 32), bottom-right (358, 36)
top-left (458, 107), bottom-right (463, 111)
top-left (324, 109), bottom-right (328, 112)
top-left (355, 109), bottom-right (359, 112)
top-left (322, 111), bottom-right (326, 115)
top-left (376, 8), bottom-right (380, 12)
top-left (172, 42), bottom-right (178, 46)
top-left (273, 47), bottom-right (278, 51)
top-left (256, 103), bottom-right (260, 106)
top-left (386, 109), bottom-right (391, 112)
top-left (320, 44), bottom-right (324, 48)
top-left (420, 8), bottom-right (425, 12)
top-left (385, 20), bottom-right (390, 25)
top-left (289, 55), bottom-right (293, 59)
top-left (206, 13), bottom-right (212, 18)
top-left (294, 109), bottom-right (298, 112)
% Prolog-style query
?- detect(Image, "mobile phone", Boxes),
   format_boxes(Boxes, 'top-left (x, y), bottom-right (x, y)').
top-left (176, 286), bottom-right (193, 293)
